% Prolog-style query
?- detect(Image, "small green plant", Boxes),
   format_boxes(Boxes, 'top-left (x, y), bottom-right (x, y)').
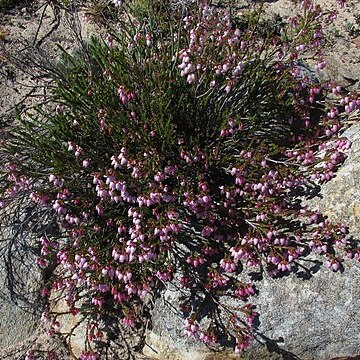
top-left (344, 19), bottom-right (360, 37)
top-left (1, 0), bottom-right (359, 359)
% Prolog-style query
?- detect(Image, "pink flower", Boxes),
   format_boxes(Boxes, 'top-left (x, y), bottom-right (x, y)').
top-left (95, 204), bottom-right (104, 216)
top-left (79, 351), bottom-right (100, 360)
top-left (123, 316), bottom-right (134, 326)
top-left (220, 258), bottom-right (236, 272)
top-left (25, 350), bottom-right (35, 360)
top-left (183, 318), bottom-right (199, 337)
top-left (187, 73), bottom-right (196, 84)
top-left (235, 340), bottom-right (250, 353)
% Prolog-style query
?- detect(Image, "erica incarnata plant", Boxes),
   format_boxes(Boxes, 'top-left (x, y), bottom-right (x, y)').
top-left (1, 0), bottom-right (359, 358)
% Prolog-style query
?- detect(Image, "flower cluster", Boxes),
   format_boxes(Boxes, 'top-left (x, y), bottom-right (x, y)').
top-left (0, 0), bottom-right (359, 358)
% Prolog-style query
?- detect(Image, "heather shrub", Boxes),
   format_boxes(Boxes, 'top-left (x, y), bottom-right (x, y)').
top-left (1, 0), bottom-right (359, 358)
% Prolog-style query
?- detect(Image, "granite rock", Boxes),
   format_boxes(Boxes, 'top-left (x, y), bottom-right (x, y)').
top-left (0, 204), bottom-right (43, 349)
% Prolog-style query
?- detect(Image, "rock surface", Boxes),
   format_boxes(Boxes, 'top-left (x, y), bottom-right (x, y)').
top-left (143, 259), bottom-right (360, 359)
top-left (316, 124), bottom-right (360, 230)
top-left (0, 203), bottom-right (42, 348)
